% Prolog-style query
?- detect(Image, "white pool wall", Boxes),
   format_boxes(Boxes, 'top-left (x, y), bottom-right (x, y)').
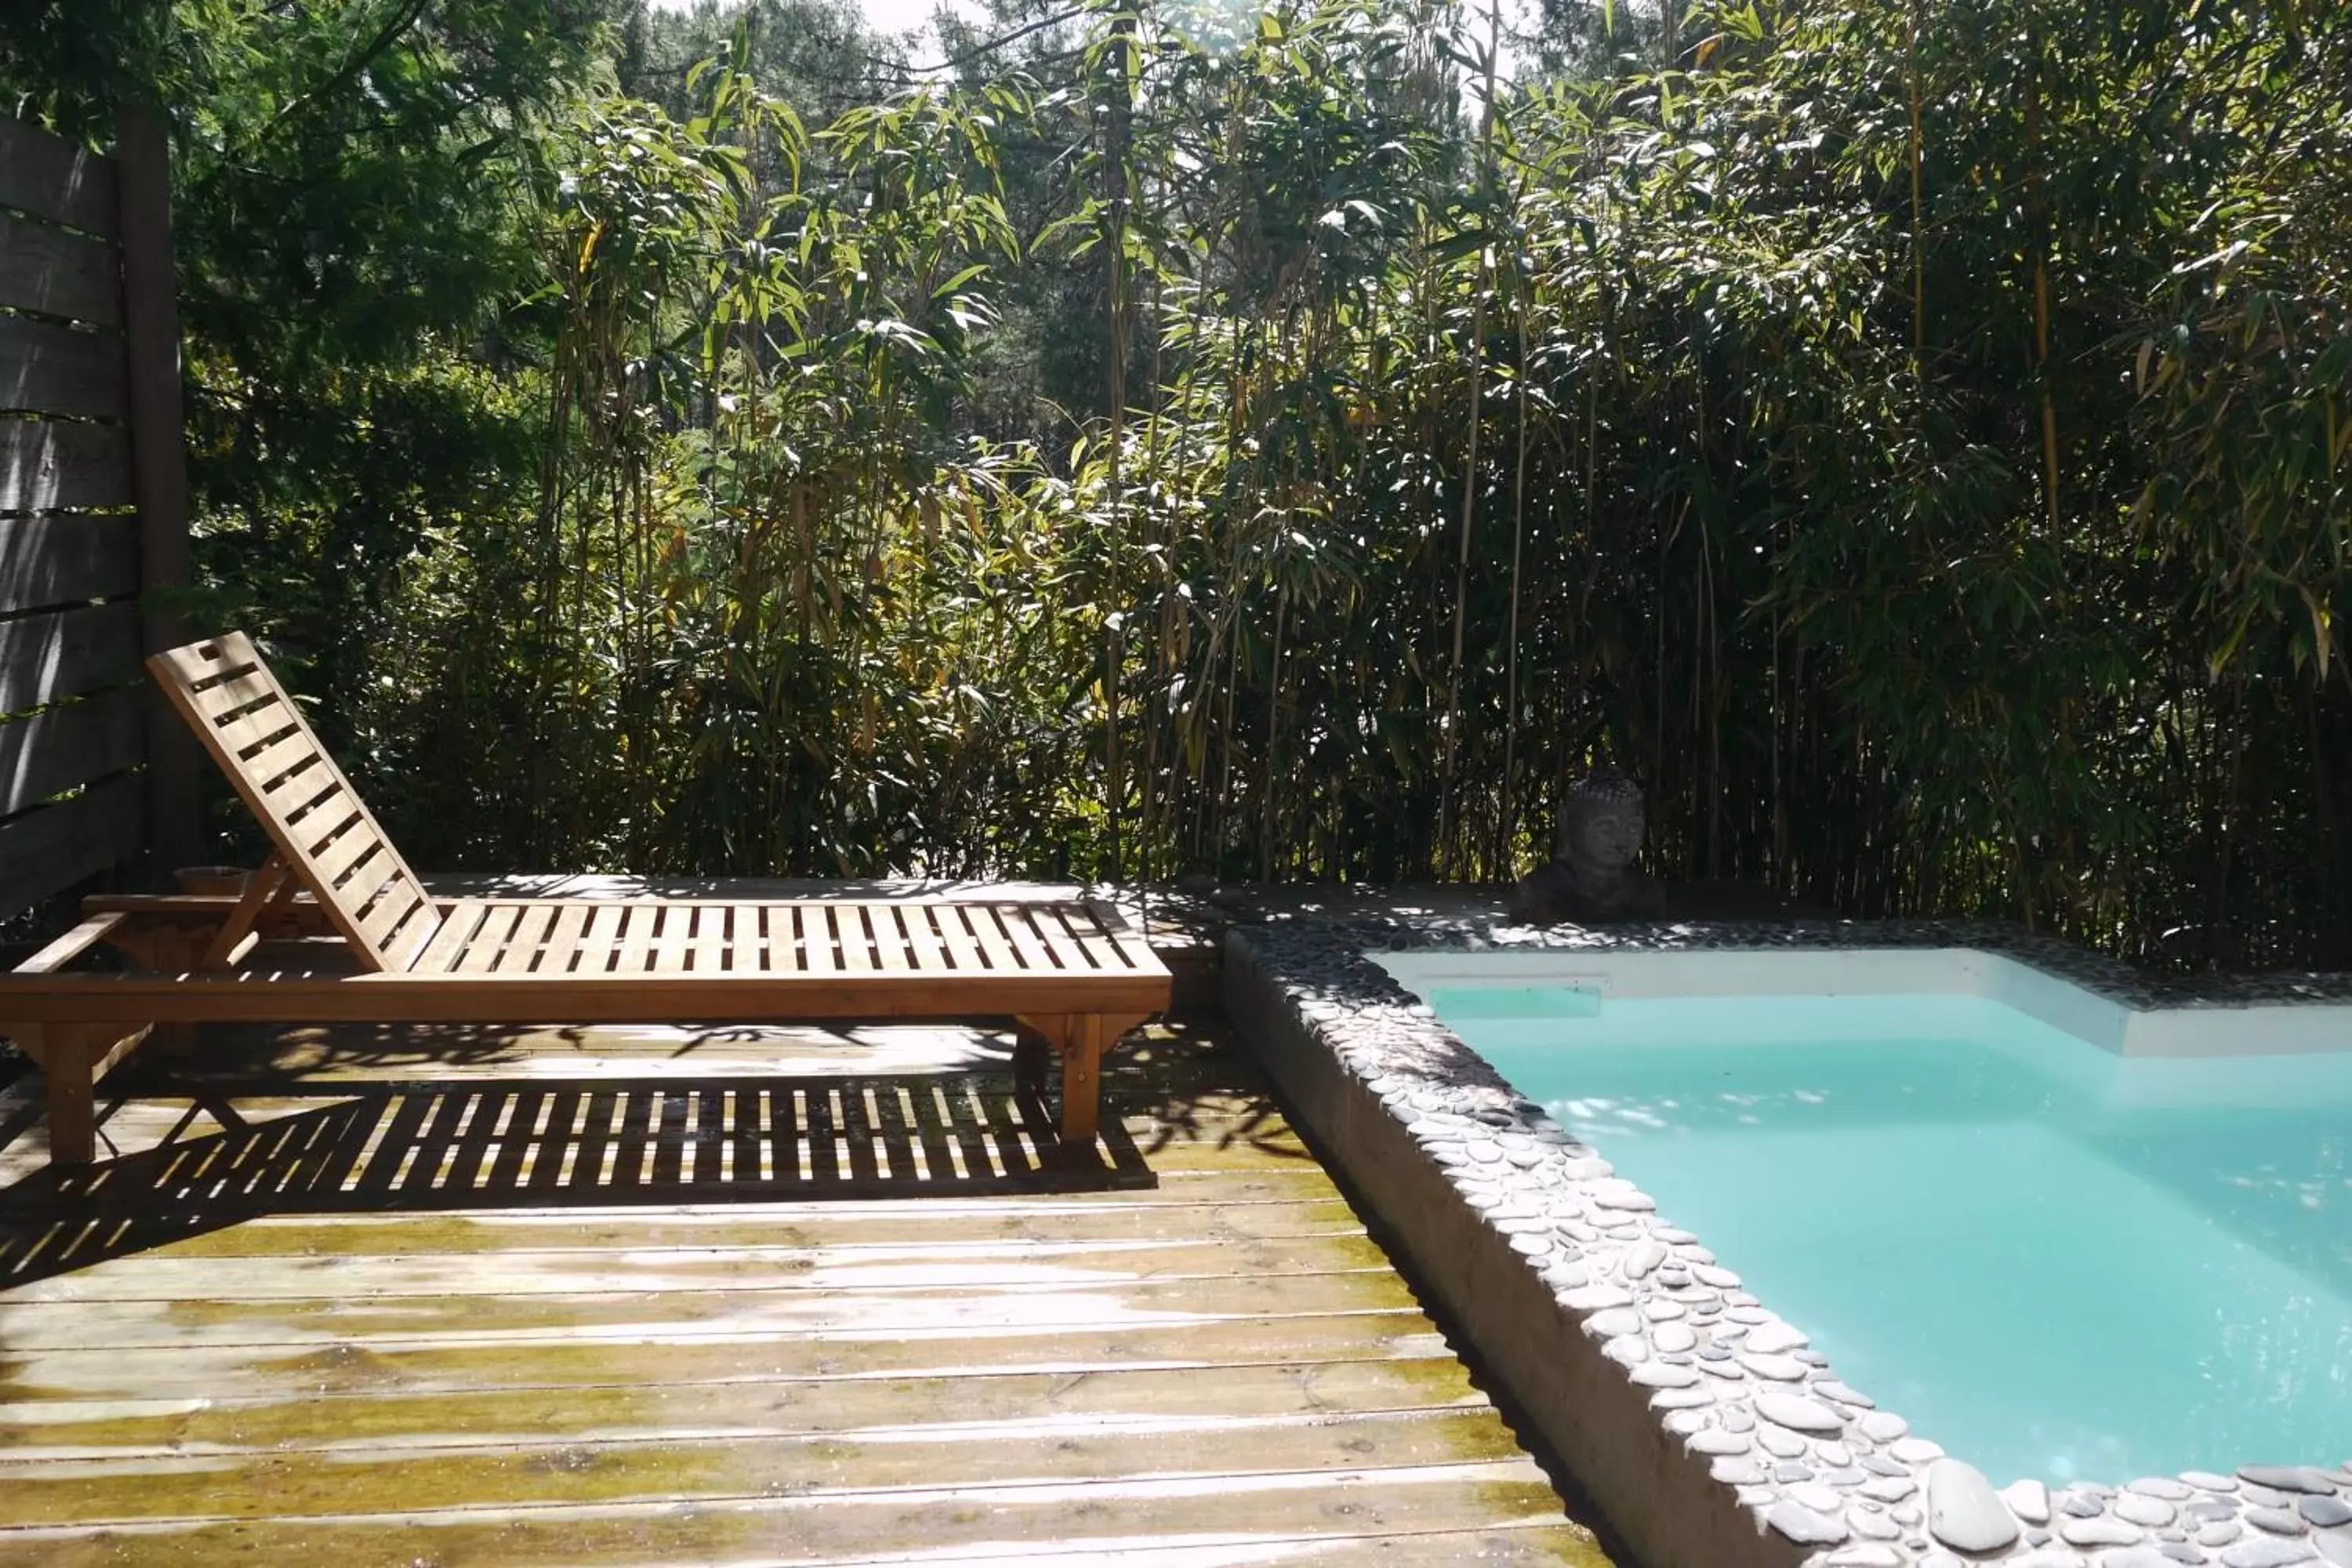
top-left (1371, 946), bottom-right (2352, 1058)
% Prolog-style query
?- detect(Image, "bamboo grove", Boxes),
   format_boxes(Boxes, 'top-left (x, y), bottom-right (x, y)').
top-left (5, 0), bottom-right (2348, 970)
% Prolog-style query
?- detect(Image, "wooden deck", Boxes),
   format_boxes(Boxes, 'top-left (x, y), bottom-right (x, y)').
top-left (0, 1013), bottom-right (1612, 1566)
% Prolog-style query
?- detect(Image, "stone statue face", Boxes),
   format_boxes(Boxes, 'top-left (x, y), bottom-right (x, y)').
top-left (1566, 799), bottom-right (1645, 873)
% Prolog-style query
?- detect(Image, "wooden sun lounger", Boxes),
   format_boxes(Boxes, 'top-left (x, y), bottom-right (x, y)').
top-left (1, 633), bottom-right (1168, 1168)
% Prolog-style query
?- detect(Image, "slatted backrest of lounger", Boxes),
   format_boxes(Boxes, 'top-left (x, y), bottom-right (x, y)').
top-left (149, 633), bottom-right (443, 973)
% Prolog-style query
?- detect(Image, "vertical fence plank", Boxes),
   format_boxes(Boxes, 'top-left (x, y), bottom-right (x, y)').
top-left (116, 104), bottom-right (198, 876)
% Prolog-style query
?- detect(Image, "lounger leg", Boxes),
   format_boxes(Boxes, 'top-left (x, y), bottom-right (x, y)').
top-left (1018, 1012), bottom-right (1147, 1165)
top-left (29, 1023), bottom-right (147, 1168)
top-left (38, 1026), bottom-right (96, 1167)
top-left (1058, 1014), bottom-right (1105, 1146)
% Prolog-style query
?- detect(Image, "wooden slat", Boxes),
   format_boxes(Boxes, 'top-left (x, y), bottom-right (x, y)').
top-left (833, 903), bottom-right (874, 974)
top-left (963, 901), bottom-right (1018, 971)
top-left (195, 677), bottom-right (290, 739)
top-left (455, 903), bottom-right (522, 975)
top-left (805, 903), bottom-right (839, 973)
top-left (729, 903), bottom-right (762, 974)
top-left (188, 690), bottom-right (291, 763)
top-left (0, 768), bottom-right (140, 918)
top-left (291, 803), bottom-right (369, 883)
top-left (1047, 902), bottom-right (1121, 971)
top-left (0, 511), bottom-right (136, 613)
top-left (901, 902), bottom-right (948, 972)
top-left (764, 903), bottom-right (796, 974)
top-left (0, 206), bottom-right (121, 327)
top-left (1014, 902), bottom-right (1087, 972)
top-left (614, 904), bottom-right (656, 975)
top-left (0, 683), bottom-right (140, 815)
top-left (411, 900), bottom-right (488, 975)
top-left (870, 903), bottom-right (912, 973)
top-left (0, 416), bottom-right (132, 514)
top-left (870, 904), bottom-right (908, 969)
top-left (0, 118), bottom-right (118, 235)
top-left (273, 782), bottom-right (351, 859)
top-left (1091, 906), bottom-right (1156, 971)
top-left (574, 902), bottom-right (625, 975)
top-left (0, 314), bottom-right (125, 419)
top-left (0, 599), bottom-right (139, 713)
top-left (794, 904), bottom-right (833, 977)
top-left (358, 885), bottom-right (436, 966)
top-left (385, 909), bottom-right (446, 974)
top-left (687, 904), bottom-right (725, 974)
top-left (191, 686), bottom-right (297, 757)
top-left (493, 904), bottom-right (559, 975)
top-left (932, 901), bottom-right (985, 971)
top-left (1091, 904), bottom-right (1163, 971)
top-left (244, 746), bottom-right (328, 814)
top-left (310, 827), bottom-right (391, 909)
top-left (986, 902), bottom-right (1056, 971)
top-left (539, 901), bottom-right (591, 975)
top-left (335, 844), bottom-right (408, 922)
top-left (277, 773), bottom-right (354, 844)
top-left (235, 724), bottom-right (322, 791)
top-left (183, 667), bottom-right (280, 726)
top-left (650, 904), bottom-right (691, 975)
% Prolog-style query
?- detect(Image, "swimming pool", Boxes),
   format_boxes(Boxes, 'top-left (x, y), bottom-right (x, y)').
top-left (1233, 927), bottom-right (2352, 1567)
top-left (1435, 986), bottom-right (2352, 1484)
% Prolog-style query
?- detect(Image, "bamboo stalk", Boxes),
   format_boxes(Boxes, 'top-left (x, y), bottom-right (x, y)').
top-left (1500, 245), bottom-right (1531, 876)
top-left (1438, 0), bottom-right (1506, 879)
top-left (1907, 0), bottom-right (1926, 361)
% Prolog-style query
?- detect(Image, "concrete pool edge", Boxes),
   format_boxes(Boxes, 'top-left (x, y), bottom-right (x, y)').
top-left (1222, 915), bottom-right (2352, 1568)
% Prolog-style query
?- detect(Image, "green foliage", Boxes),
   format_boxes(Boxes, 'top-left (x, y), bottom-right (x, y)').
top-left (3, 0), bottom-right (2347, 968)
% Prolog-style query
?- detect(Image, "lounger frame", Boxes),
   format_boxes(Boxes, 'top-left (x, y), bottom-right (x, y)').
top-left (2, 635), bottom-right (1167, 1167)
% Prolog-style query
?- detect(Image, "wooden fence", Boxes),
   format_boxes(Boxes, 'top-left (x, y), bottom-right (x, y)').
top-left (0, 111), bottom-right (198, 922)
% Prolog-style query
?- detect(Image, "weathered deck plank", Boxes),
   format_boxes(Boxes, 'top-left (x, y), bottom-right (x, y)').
top-left (0, 1014), bottom-right (1610, 1566)
top-left (0, 1470), bottom-right (1584, 1568)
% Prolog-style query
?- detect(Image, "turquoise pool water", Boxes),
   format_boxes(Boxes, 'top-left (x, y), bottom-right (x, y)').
top-left (1433, 989), bottom-right (2352, 1483)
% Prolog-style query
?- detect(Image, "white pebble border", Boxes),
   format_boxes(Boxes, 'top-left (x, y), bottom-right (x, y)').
top-left (1224, 913), bottom-right (2352, 1568)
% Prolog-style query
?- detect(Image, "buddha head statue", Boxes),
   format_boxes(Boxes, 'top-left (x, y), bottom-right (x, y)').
top-left (1555, 764), bottom-right (1646, 876)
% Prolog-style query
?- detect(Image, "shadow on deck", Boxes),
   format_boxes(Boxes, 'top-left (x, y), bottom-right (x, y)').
top-left (0, 1074), bottom-right (1156, 1287)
